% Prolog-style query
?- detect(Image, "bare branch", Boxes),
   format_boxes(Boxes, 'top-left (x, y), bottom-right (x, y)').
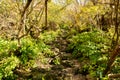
top-left (18, 25), bottom-right (33, 39)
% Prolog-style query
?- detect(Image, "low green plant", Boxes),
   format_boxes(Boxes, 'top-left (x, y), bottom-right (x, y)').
top-left (53, 57), bottom-right (60, 65)
top-left (0, 56), bottom-right (20, 79)
top-left (40, 30), bottom-right (59, 43)
top-left (0, 36), bottom-right (54, 79)
top-left (68, 29), bottom-right (110, 78)
top-left (19, 38), bottom-right (54, 64)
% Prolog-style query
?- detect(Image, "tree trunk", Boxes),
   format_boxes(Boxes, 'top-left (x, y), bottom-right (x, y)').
top-left (45, 0), bottom-right (48, 28)
top-left (103, 45), bottom-right (120, 75)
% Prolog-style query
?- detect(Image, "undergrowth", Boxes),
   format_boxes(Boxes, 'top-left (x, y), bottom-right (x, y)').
top-left (67, 29), bottom-right (111, 78)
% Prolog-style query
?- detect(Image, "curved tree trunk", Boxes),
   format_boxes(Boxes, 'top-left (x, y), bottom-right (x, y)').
top-left (103, 45), bottom-right (120, 75)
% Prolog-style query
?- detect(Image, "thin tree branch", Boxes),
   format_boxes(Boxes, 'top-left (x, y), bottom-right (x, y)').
top-left (18, 26), bottom-right (33, 39)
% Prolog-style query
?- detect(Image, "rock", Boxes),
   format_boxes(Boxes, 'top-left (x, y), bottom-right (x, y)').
top-left (72, 74), bottom-right (86, 80)
top-left (74, 67), bottom-right (81, 75)
top-left (64, 73), bottom-right (73, 80)
top-left (31, 67), bottom-right (48, 73)
top-left (62, 68), bottom-right (73, 74)
top-left (86, 75), bottom-right (96, 80)
top-left (61, 53), bottom-right (72, 60)
top-left (61, 60), bottom-right (73, 67)
top-left (51, 65), bottom-right (64, 70)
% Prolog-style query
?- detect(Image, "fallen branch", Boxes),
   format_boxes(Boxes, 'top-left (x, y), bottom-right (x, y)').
top-left (108, 74), bottom-right (120, 79)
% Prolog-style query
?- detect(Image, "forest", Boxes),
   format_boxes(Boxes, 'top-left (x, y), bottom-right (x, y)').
top-left (0, 0), bottom-right (120, 80)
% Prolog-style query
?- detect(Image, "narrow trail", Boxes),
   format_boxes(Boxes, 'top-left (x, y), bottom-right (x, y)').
top-left (31, 30), bottom-right (94, 80)
top-left (15, 30), bottom-right (95, 80)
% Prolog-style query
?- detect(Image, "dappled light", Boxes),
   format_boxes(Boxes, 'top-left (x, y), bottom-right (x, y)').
top-left (0, 0), bottom-right (120, 80)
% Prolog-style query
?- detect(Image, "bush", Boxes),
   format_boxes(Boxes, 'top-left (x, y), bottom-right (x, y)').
top-left (0, 56), bottom-right (20, 79)
top-left (0, 36), bottom-right (54, 79)
top-left (19, 38), bottom-right (54, 64)
top-left (67, 29), bottom-right (110, 78)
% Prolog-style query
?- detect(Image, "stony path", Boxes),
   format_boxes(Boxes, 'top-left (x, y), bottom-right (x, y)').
top-left (30, 30), bottom-right (94, 80)
top-left (15, 30), bottom-right (95, 80)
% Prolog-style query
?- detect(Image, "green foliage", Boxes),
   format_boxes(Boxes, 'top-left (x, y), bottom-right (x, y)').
top-left (20, 38), bottom-right (39, 64)
top-left (68, 29), bottom-right (110, 77)
top-left (0, 56), bottom-right (20, 79)
top-left (0, 36), bottom-right (54, 79)
top-left (40, 30), bottom-right (59, 43)
top-left (48, 2), bottom-right (64, 23)
top-left (37, 40), bottom-right (54, 57)
top-left (0, 39), bottom-right (19, 79)
top-left (111, 58), bottom-right (120, 73)
top-left (0, 38), bottom-right (18, 59)
top-left (0, 39), bottom-right (9, 54)
top-left (0, 0), bottom-right (119, 79)
top-left (19, 38), bottom-right (54, 64)
top-left (53, 57), bottom-right (60, 65)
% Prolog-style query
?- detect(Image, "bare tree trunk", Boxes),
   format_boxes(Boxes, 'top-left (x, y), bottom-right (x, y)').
top-left (111, 0), bottom-right (119, 48)
top-left (114, 0), bottom-right (119, 45)
top-left (103, 0), bottom-right (120, 76)
top-left (45, 0), bottom-right (48, 28)
top-left (18, 0), bottom-right (32, 46)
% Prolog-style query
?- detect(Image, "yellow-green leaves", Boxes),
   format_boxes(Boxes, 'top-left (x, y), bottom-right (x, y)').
top-left (0, 56), bottom-right (20, 79)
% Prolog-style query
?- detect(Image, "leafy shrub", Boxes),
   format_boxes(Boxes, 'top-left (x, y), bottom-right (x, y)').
top-left (40, 30), bottom-right (59, 43)
top-left (0, 39), bottom-right (9, 57)
top-left (67, 29), bottom-right (110, 77)
top-left (0, 36), bottom-right (54, 79)
top-left (0, 56), bottom-right (20, 79)
top-left (19, 38), bottom-right (54, 64)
